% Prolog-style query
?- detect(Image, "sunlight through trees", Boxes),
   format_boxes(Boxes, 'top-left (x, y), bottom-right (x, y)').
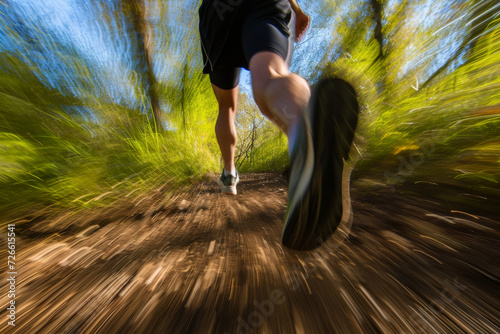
top-left (0, 0), bottom-right (498, 218)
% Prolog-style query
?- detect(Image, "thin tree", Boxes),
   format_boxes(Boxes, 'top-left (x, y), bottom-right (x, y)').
top-left (121, 0), bottom-right (163, 131)
top-left (370, 0), bottom-right (384, 64)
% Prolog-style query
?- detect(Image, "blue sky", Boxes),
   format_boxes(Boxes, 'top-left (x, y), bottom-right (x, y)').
top-left (1, 0), bottom-right (479, 109)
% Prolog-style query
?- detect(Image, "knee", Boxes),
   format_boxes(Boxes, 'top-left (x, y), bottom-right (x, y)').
top-left (267, 73), bottom-right (310, 100)
top-left (288, 73), bottom-right (310, 95)
top-left (212, 84), bottom-right (239, 115)
top-left (217, 105), bottom-right (237, 124)
top-left (254, 74), bottom-right (310, 110)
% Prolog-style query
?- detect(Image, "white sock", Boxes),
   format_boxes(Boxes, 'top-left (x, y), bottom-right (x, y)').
top-left (224, 167), bottom-right (236, 176)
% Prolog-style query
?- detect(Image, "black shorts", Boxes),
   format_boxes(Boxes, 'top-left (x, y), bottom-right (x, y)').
top-left (199, 0), bottom-right (294, 89)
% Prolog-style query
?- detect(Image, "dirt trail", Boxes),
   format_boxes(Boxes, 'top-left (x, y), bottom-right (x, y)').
top-left (1, 172), bottom-right (499, 333)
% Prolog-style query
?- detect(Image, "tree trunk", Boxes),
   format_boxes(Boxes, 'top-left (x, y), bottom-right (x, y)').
top-left (123, 0), bottom-right (163, 131)
top-left (180, 61), bottom-right (189, 130)
top-left (370, 0), bottom-right (384, 64)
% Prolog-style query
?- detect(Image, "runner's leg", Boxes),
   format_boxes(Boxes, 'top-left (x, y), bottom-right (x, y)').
top-left (249, 51), bottom-right (310, 139)
top-left (212, 84), bottom-right (238, 175)
top-left (242, 5), bottom-right (309, 146)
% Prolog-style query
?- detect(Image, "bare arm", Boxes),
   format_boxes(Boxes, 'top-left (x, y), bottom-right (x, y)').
top-left (288, 0), bottom-right (304, 14)
top-left (288, 0), bottom-right (310, 42)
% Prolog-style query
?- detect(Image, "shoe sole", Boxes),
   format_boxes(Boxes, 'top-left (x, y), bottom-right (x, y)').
top-left (282, 78), bottom-right (360, 250)
top-left (217, 177), bottom-right (239, 195)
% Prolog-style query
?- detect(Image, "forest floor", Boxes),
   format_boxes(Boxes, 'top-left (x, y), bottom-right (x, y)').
top-left (1, 172), bottom-right (499, 333)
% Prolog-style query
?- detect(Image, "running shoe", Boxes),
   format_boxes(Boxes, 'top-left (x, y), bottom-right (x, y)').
top-left (282, 78), bottom-right (360, 250)
top-left (217, 169), bottom-right (240, 195)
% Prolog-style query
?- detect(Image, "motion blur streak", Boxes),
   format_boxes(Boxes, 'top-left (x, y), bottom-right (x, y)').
top-left (1, 174), bottom-right (499, 333)
top-left (0, 0), bottom-right (499, 333)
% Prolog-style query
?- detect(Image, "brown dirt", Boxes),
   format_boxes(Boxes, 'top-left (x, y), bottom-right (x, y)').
top-left (1, 172), bottom-right (499, 333)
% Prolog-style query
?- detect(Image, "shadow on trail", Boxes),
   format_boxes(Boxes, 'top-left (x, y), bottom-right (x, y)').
top-left (1, 172), bottom-right (499, 333)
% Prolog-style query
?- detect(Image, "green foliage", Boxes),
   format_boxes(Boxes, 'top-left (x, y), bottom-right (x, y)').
top-left (328, 0), bottom-right (500, 191)
top-left (233, 93), bottom-right (289, 172)
top-left (1, 0), bottom-right (499, 221)
top-left (239, 132), bottom-right (289, 173)
top-left (0, 50), bottom-right (218, 218)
